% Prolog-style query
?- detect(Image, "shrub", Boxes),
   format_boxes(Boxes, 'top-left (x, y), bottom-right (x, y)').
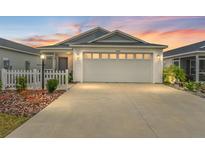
top-left (0, 80), bottom-right (2, 91)
top-left (185, 81), bottom-right (201, 92)
top-left (173, 66), bottom-right (186, 83)
top-left (163, 65), bottom-right (186, 84)
top-left (163, 66), bottom-right (176, 84)
top-left (46, 79), bottom-right (58, 93)
top-left (68, 71), bottom-right (73, 83)
top-left (16, 77), bottom-right (27, 92)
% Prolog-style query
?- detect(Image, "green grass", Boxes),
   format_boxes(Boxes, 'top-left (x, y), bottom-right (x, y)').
top-left (0, 113), bottom-right (28, 138)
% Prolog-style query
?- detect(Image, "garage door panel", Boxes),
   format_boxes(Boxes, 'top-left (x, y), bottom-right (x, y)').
top-left (83, 59), bottom-right (153, 82)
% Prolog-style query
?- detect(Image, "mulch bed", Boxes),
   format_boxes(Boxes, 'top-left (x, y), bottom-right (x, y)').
top-left (168, 84), bottom-right (205, 98)
top-left (0, 90), bottom-right (65, 117)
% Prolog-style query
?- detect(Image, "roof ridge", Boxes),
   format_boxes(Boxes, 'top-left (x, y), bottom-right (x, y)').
top-left (88, 29), bottom-right (149, 44)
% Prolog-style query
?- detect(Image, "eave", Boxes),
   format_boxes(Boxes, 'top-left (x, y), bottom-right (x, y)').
top-left (70, 44), bottom-right (168, 49)
top-left (163, 50), bottom-right (205, 59)
top-left (0, 45), bottom-right (39, 56)
top-left (37, 47), bottom-right (73, 50)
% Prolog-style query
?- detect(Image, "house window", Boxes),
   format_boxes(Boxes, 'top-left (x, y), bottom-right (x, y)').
top-left (199, 59), bottom-right (205, 73)
top-left (92, 53), bottom-right (100, 59)
top-left (45, 56), bottom-right (53, 69)
top-left (84, 53), bottom-right (92, 59)
top-left (118, 53), bottom-right (126, 59)
top-left (101, 53), bottom-right (109, 59)
top-left (135, 54), bottom-right (143, 59)
top-left (199, 59), bottom-right (205, 81)
top-left (190, 59), bottom-right (196, 75)
top-left (144, 54), bottom-right (152, 60)
top-left (173, 59), bottom-right (180, 67)
top-left (3, 58), bottom-right (10, 69)
top-left (109, 53), bottom-right (117, 59)
top-left (127, 54), bottom-right (134, 59)
top-left (25, 61), bottom-right (31, 70)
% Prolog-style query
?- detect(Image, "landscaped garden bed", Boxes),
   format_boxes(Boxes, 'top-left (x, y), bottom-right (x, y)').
top-left (163, 65), bottom-right (205, 98)
top-left (0, 78), bottom-right (66, 137)
top-left (0, 90), bottom-right (65, 117)
top-left (168, 83), bottom-right (205, 98)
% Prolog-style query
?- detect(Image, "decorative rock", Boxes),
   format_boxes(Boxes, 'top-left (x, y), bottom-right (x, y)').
top-left (0, 90), bottom-right (65, 117)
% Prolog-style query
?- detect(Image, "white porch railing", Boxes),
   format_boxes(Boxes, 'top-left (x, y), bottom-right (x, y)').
top-left (0, 69), bottom-right (69, 90)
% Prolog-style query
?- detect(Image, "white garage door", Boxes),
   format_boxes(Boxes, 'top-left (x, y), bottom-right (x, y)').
top-left (83, 52), bottom-right (153, 83)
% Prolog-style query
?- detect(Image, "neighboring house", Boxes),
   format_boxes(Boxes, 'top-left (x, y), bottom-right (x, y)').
top-left (164, 41), bottom-right (205, 82)
top-left (38, 27), bottom-right (167, 83)
top-left (0, 38), bottom-right (40, 70)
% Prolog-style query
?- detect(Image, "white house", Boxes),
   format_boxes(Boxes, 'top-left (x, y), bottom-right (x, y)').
top-left (38, 27), bottom-right (167, 83)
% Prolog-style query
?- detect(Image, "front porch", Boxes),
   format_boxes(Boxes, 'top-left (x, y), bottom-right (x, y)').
top-left (42, 51), bottom-right (73, 72)
top-left (173, 54), bottom-right (205, 82)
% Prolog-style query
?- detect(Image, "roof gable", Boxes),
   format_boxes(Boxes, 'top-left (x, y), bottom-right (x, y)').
top-left (38, 27), bottom-right (167, 49)
top-left (57, 27), bottom-right (109, 46)
top-left (89, 30), bottom-right (148, 44)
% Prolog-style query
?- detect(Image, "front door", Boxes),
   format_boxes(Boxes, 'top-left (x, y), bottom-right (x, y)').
top-left (58, 57), bottom-right (68, 70)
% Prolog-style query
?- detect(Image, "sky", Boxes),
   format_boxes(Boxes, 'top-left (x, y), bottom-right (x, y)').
top-left (0, 16), bottom-right (205, 51)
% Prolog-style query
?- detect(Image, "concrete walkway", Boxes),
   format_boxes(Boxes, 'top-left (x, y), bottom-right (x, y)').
top-left (7, 83), bottom-right (205, 138)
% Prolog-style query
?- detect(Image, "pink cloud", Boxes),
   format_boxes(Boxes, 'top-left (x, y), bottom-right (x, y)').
top-left (57, 23), bottom-right (83, 35)
top-left (15, 33), bottom-right (70, 47)
top-left (133, 28), bottom-right (205, 50)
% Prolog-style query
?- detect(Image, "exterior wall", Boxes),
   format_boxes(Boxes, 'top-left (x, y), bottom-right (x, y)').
top-left (73, 47), bottom-right (164, 83)
top-left (153, 51), bottom-right (163, 83)
top-left (163, 58), bottom-right (173, 67)
top-left (0, 48), bottom-right (40, 70)
top-left (73, 50), bottom-right (83, 82)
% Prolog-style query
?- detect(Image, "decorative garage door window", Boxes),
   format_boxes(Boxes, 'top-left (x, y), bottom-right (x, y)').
top-left (101, 53), bottom-right (109, 59)
top-left (118, 53), bottom-right (126, 59)
top-left (109, 53), bottom-right (117, 59)
top-left (92, 53), bottom-right (100, 59)
top-left (83, 53), bottom-right (152, 60)
top-left (136, 54), bottom-right (143, 59)
top-left (144, 54), bottom-right (153, 60)
top-left (84, 53), bottom-right (92, 59)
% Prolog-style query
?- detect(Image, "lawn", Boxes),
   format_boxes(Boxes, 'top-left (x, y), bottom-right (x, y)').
top-left (0, 113), bottom-right (28, 137)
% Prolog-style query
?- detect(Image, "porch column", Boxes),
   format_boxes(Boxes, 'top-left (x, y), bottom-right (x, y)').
top-left (53, 53), bottom-right (56, 70)
top-left (196, 55), bottom-right (199, 82)
top-left (179, 58), bottom-right (181, 68)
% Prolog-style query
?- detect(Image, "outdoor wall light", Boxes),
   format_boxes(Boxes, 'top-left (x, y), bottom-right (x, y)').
top-left (157, 54), bottom-right (161, 61)
top-left (40, 54), bottom-right (46, 60)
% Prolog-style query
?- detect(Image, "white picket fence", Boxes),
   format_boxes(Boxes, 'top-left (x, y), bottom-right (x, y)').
top-left (0, 69), bottom-right (69, 90)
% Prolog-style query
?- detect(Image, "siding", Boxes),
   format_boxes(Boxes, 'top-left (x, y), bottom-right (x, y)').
top-left (0, 48), bottom-right (40, 70)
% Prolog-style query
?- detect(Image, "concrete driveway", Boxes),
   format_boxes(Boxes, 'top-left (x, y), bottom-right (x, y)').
top-left (7, 83), bottom-right (205, 138)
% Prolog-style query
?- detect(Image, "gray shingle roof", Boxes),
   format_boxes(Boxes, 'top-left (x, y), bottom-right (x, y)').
top-left (38, 27), bottom-right (167, 49)
top-left (164, 40), bottom-right (205, 57)
top-left (74, 42), bottom-right (166, 47)
top-left (38, 44), bottom-right (70, 49)
top-left (0, 37), bottom-right (39, 55)
top-left (38, 27), bottom-right (109, 49)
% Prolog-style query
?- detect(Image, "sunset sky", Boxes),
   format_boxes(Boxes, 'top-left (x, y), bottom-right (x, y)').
top-left (0, 16), bottom-right (205, 51)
